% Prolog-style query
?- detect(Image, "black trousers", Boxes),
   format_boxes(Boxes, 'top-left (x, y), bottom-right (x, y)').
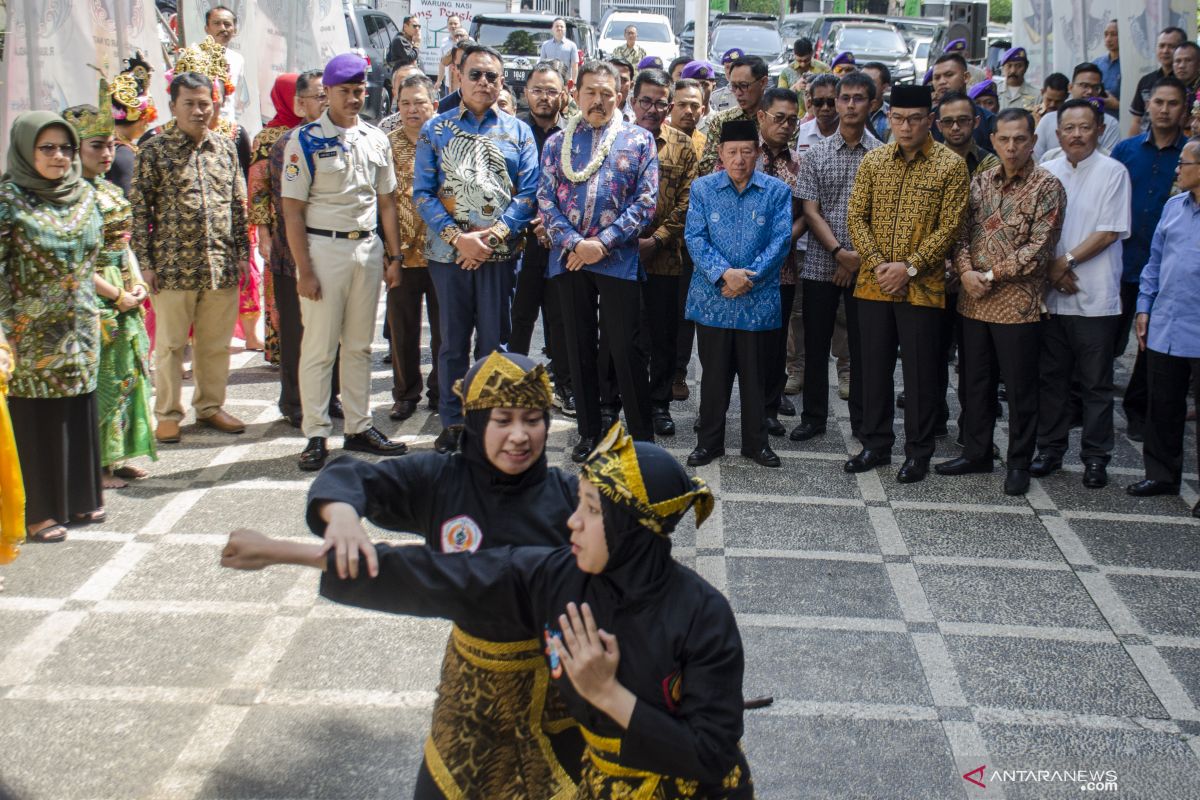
top-left (696, 323), bottom-right (769, 455)
top-left (764, 284), bottom-right (797, 417)
top-left (937, 292), bottom-right (964, 428)
top-left (10, 393), bottom-right (103, 525)
top-left (960, 318), bottom-right (1040, 469)
top-left (1142, 349), bottom-right (1200, 485)
top-left (1117, 281), bottom-right (1148, 427)
top-left (555, 270), bottom-right (653, 440)
top-left (643, 273), bottom-right (680, 407)
top-left (274, 272), bottom-right (338, 418)
top-left (675, 255), bottom-right (695, 377)
top-left (1037, 314), bottom-right (1118, 464)
top-left (857, 299), bottom-right (941, 460)
top-left (801, 279), bottom-right (862, 433)
top-left (385, 267), bottom-right (440, 403)
top-left (509, 242), bottom-right (571, 388)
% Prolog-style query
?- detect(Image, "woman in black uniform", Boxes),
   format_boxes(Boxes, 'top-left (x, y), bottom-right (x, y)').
top-left (305, 350), bottom-right (582, 799)
top-left (223, 422), bottom-right (754, 799)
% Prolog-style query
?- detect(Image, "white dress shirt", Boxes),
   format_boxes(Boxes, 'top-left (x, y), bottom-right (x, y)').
top-left (1042, 150), bottom-right (1131, 317)
top-left (221, 47), bottom-right (244, 124)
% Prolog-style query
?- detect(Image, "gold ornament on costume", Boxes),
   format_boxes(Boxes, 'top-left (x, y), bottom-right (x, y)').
top-left (172, 36), bottom-right (234, 97)
top-left (453, 351), bottom-right (554, 412)
top-left (111, 51), bottom-right (157, 124)
top-left (582, 423), bottom-right (714, 536)
top-left (63, 75), bottom-right (116, 141)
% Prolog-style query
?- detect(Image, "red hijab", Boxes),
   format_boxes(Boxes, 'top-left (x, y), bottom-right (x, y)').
top-left (266, 73), bottom-right (302, 128)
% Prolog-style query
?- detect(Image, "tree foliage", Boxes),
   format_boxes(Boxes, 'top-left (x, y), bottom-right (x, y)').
top-left (990, 0), bottom-right (1012, 25)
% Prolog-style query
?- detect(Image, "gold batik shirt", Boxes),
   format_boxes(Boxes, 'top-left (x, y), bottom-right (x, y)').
top-left (129, 125), bottom-right (250, 291)
top-left (847, 136), bottom-right (969, 308)
top-left (388, 128), bottom-right (429, 268)
top-left (646, 125), bottom-right (697, 277)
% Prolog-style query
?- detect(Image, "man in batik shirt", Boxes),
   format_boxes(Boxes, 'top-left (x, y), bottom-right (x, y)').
top-left (538, 60), bottom-right (659, 462)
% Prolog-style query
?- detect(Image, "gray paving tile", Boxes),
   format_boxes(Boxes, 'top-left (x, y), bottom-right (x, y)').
top-left (726, 557), bottom-right (902, 619)
top-left (218, 447), bottom-right (328, 483)
top-left (1108, 574), bottom-right (1200, 637)
top-left (720, 458), bottom-right (863, 498)
top-left (197, 705), bottom-right (428, 799)
top-left (743, 714), bottom-right (963, 799)
top-left (269, 616), bottom-right (447, 691)
top-left (895, 509), bottom-right (1064, 561)
top-left (108, 543), bottom-right (300, 604)
top-left (0, 610), bottom-right (52, 657)
top-left (1072, 518), bottom-right (1200, 572)
top-left (945, 636), bottom-right (1167, 718)
top-left (1039, 471), bottom-right (1193, 515)
top-left (916, 564), bottom-right (1108, 629)
top-left (0, 699), bottom-right (206, 799)
top-left (742, 626), bottom-right (933, 706)
top-left (723, 501), bottom-right (877, 553)
top-left (33, 612), bottom-right (268, 688)
top-left (0, 540), bottom-right (123, 598)
top-left (173, 487), bottom-right (310, 538)
top-left (978, 723), bottom-right (1200, 798)
top-left (1158, 647), bottom-right (1200, 709)
top-left (885, 470), bottom-right (1029, 506)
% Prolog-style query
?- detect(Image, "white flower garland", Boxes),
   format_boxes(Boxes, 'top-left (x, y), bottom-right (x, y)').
top-left (560, 115), bottom-right (621, 184)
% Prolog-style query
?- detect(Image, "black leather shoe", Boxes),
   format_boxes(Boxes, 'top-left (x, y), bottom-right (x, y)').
top-left (693, 418), bottom-right (701, 432)
top-left (934, 456), bottom-right (994, 476)
top-left (765, 417), bottom-right (786, 437)
top-left (389, 400), bottom-right (417, 421)
top-left (1193, 500), bottom-right (1200, 519)
top-left (1004, 468), bottom-right (1031, 496)
top-left (1082, 461), bottom-right (1108, 489)
top-left (744, 447), bottom-right (781, 468)
top-left (896, 457), bottom-right (929, 484)
top-left (778, 396), bottom-right (796, 417)
top-left (1126, 479), bottom-right (1178, 497)
top-left (345, 427), bottom-right (407, 455)
top-left (555, 387), bottom-right (577, 418)
top-left (298, 437), bottom-right (328, 471)
top-left (426, 397), bottom-right (438, 411)
top-left (328, 399), bottom-right (344, 419)
top-left (845, 448), bottom-right (891, 473)
top-left (1029, 454), bottom-right (1062, 477)
top-left (934, 422), bottom-right (950, 437)
top-left (895, 392), bottom-right (906, 409)
top-left (599, 406), bottom-right (620, 433)
top-left (433, 425), bottom-right (462, 455)
top-left (789, 422), bottom-right (826, 442)
top-left (687, 446), bottom-right (725, 467)
top-left (571, 436), bottom-right (597, 463)
top-left (652, 407), bottom-right (676, 436)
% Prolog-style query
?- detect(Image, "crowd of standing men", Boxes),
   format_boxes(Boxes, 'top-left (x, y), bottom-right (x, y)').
top-left (2, 10), bottom-right (1200, 548)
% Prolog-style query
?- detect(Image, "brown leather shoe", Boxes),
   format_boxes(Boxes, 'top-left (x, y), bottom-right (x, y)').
top-left (155, 419), bottom-right (181, 443)
top-left (197, 409), bottom-right (246, 434)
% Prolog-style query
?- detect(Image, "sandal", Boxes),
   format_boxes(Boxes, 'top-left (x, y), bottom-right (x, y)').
top-left (27, 523), bottom-right (68, 543)
top-left (69, 509), bottom-right (106, 525)
top-left (112, 465), bottom-right (150, 480)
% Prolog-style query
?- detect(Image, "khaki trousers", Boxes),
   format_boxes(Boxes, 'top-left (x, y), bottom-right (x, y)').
top-left (299, 233), bottom-right (383, 438)
top-left (152, 287), bottom-right (238, 422)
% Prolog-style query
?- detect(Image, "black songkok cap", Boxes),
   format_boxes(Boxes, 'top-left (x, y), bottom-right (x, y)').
top-left (720, 119), bottom-right (758, 143)
top-left (890, 84), bottom-right (933, 110)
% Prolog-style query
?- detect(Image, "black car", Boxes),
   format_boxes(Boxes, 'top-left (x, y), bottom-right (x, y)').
top-left (809, 13), bottom-right (887, 57)
top-left (344, 6), bottom-right (402, 122)
top-left (819, 22), bottom-right (917, 85)
top-left (469, 12), bottom-right (597, 108)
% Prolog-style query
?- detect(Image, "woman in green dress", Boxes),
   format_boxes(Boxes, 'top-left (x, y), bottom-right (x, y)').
top-left (0, 111), bottom-right (105, 542)
top-left (64, 87), bottom-right (156, 490)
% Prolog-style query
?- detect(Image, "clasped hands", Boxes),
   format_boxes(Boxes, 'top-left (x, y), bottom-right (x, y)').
top-left (564, 239), bottom-right (607, 271)
top-left (873, 261), bottom-right (911, 296)
top-left (1048, 255), bottom-right (1079, 295)
top-left (721, 268), bottom-right (756, 298)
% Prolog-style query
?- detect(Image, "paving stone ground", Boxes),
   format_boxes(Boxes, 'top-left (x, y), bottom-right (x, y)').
top-left (2, 306), bottom-right (1199, 799)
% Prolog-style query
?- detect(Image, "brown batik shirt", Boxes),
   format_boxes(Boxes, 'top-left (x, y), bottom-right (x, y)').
top-left (644, 124), bottom-right (697, 277)
top-left (388, 128), bottom-right (429, 268)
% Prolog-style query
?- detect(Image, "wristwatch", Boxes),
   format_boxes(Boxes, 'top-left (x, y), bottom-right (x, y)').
top-left (904, 261), bottom-right (917, 278)
top-left (830, 245), bottom-right (843, 259)
top-left (1064, 252), bottom-right (1077, 270)
top-left (484, 231), bottom-right (502, 249)
top-left (983, 269), bottom-right (994, 283)
top-left (387, 254), bottom-right (402, 263)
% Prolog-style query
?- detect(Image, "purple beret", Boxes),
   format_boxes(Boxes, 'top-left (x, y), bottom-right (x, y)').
top-left (721, 47), bottom-right (745, 64)
top-left (680, 60), bottom-right (715, 80)
top-left (1001, 46), bottom-right (1028, 65)
top-left (831, 51), bottom-right (856, 69)
top-left (637, 55), bottom-right (663, 70)
top-left (968, 79), bottom-right (998, 99)
top-left (323, 53), bottom-right (368, 86)
top-left (922, 67), bottom-right (933, 85)
top-left (944, 38), bottom-right (967, 53)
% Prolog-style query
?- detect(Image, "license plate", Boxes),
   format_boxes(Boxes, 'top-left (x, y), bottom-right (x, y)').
top-left (505, 69), bottom-right (528, 81)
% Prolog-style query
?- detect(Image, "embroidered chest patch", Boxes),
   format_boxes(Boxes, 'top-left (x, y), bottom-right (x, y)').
top-left (661, 669), bottom-right (683, 713)
top-left (543, 624), bottom-right (564, 679)
top-left (440, 515), bottom-right (483, 552)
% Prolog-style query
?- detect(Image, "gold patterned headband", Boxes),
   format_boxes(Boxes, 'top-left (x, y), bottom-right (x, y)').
top-left (581, 423), bottom-right (714, 536)
top-left (453, 351), bottom-right (554, 411)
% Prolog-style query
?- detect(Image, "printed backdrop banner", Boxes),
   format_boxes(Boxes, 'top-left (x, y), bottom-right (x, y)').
top-left (0, 0), bottom-right (167, 171)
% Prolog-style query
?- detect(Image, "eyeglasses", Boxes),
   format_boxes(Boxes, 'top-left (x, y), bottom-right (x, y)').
top-left (889, 112), bottom-right (930, 127)
top-left (938, 116), bottom-right (975, 129)
top-left (36, 143), bottom-right (76, 157)
top-left (763, 111), bottom-right (800, 127)
top-left (1072, 80), bottom-right (1101, 92)
top-left (838, 94), bottom-right (869, 104)
top-left (809, 97), bottom-right (836, 109)
top-left (730, 80), bottom-right (762, 93)
top-left (299, 93), bottom-right (327, 101)
top-left (527, 88), bottom-right (561, 99)
top-left (636, 96), bottom-right (670, 112)
top-left (468, 69), bottom-right (501, 84)
top-left (1179, 160), bottom-right (1200, 166)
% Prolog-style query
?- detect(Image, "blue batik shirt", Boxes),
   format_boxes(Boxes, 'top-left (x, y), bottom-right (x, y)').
top-left (1137, 191), bottom-right (1200, 358)
top-left (1111, 131), bottom-right (1187, 283)
top-left (537, 116), bottom-right (659, 281)
top-left (413, 104), bottom-right (541, 263)
top-left (684, 170), bottom-right (793, 331)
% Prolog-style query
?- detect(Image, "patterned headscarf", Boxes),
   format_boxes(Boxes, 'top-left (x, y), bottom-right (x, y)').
top-left (454, 350), bottom-right (553, 412)
top-left (3, 111), bottom-right (86, 206)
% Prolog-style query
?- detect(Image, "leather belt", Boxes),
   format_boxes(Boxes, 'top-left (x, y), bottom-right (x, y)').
top-left (305, 227), bottom-right (374, 240)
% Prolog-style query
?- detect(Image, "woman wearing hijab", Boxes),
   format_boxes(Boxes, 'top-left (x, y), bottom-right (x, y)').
top-left (246, 72), bottom-right (302, 366)
top-left (63, 85), bottom-right (157, 491)
top-left (268, 350), bottom-right (582, 798)
top-left (0, 112), bottom-right (105, 543)
top-left (223, 420), bottom-right (753, 799)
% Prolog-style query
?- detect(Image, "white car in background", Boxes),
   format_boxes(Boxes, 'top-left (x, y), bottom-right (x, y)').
top-left (598, 11), bottom-right (678, 64)
top-left (911, 36), bottom-right (933, 78)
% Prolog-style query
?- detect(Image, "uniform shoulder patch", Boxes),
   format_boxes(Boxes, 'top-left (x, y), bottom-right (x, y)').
top-left (284, 163), bottom-right (300, 181)
top-left (440, 515), bottom-right (483, 553)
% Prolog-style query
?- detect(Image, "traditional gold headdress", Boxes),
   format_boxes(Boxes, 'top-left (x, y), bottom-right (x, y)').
top-left (171, 36), bottom-right (234, 97)
top-left (110, 52), bottom-right (157, 124)
top-left (453, 351), bottom-right (554, 411)
top-left (581, 423), bottom-right (714, 536)
top-left (63, 76), bottom-right (116, 141)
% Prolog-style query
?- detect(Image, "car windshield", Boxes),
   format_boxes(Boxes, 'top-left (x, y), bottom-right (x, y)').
top-left (915, 41), bottom-right (930, 57)
top-left (711, 26), bottom-right (782, 56)
top-left (781, 20), bottom-right (811, 37)
top-left (893, 21), bottom-right (938, 39)
top-left (473, 22), bottom-right (552, 56)
top-left (602, 20), bottom-right (673, 43)
top-left (836, 28), bottom-right (907, 55)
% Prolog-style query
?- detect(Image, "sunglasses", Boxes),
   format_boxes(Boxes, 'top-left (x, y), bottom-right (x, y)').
top-left (809, 97), bottom-right (836, 109)
top-left (636, 97), bottom-right (670, 112)
top-left (36, 143), bottom-right (77, 157)
top-left (468, 69), bottom-right (501, 84)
